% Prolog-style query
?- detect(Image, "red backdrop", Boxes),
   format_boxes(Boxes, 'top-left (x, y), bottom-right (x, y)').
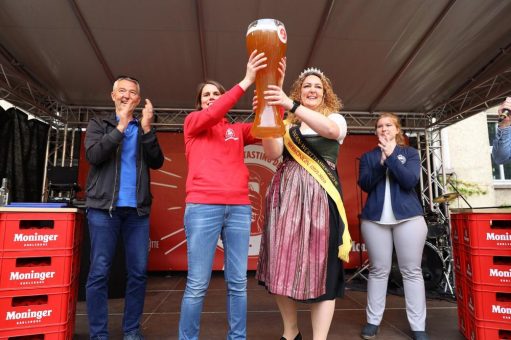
top-left (78, 132), bottom-right (377, 270)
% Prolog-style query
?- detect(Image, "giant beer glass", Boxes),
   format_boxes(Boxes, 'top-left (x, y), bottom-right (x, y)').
top-left (246, 19), bottom-right (287, 138)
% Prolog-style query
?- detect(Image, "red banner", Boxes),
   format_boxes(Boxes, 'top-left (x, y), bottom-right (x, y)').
top-left (78, 132), bottom-right (377, 270)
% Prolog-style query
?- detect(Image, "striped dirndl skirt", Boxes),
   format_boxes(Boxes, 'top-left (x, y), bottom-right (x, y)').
top-left (256, 157), bottom-right (344, 301)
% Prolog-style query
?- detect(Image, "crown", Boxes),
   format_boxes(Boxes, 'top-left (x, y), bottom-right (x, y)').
top-left (299, 67), bottom-right (324, 78)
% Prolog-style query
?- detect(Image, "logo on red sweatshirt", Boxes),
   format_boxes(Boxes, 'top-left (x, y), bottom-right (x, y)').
top-left (225, 128), bottom-right (239, 141)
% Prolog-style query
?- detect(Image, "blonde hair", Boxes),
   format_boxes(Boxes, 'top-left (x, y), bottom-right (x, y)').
top-left (376, 112), bottom-right (406, 146)
top-left (287, 69), bottom-right (343, 124)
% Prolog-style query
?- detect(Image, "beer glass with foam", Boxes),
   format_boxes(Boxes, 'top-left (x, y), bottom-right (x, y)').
top-left (246, 19), bottom-right (287, 138)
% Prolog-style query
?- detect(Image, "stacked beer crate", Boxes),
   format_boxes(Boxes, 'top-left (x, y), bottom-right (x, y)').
top-left (0, 208), bottom-right (83, 340)
top-left (451, 210), bottom-right (511, 339)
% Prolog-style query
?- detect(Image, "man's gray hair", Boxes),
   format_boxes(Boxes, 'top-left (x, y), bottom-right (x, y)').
top-left (113, 76), bottom-right (140, 93)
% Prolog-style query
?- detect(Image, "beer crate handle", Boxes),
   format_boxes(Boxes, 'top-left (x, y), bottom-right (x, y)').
top-left (15, 257), bottom-right (52, 267)
top-left (490, 219), bottom-right (511, 229)
top-left (11, 295), bottom-right (49, 307)
top-left (19, 220), bottom-right (55, 229)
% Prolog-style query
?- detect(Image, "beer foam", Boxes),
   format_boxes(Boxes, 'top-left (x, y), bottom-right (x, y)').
top-left (246, 19), bottom-right (280, 35)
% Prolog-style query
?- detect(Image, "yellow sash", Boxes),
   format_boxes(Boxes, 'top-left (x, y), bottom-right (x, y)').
top-left (283, 126), bottom-right (351, 263)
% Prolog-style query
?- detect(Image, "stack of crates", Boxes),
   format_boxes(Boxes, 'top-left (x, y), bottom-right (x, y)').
top-left (450, 212), bottom-right (469, 338)
top-left (451, 211), bottom-right (511, 339)
top-left (0, 208), bottom-right (83, 340)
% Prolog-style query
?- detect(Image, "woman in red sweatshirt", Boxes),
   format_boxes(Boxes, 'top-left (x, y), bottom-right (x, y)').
top-left (178, 50), bottom-right (266, 340)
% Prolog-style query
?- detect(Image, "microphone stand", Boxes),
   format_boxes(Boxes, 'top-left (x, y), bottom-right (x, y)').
top-left (446, 174), bottom-right (471, 209)
top-left (347, 158), bottom-right (370, 283)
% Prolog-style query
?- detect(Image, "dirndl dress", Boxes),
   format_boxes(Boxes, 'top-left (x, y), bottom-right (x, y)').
top-left (256, 151), bottom-right (345, 302)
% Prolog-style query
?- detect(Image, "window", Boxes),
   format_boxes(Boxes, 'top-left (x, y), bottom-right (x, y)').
top-left (488, 122), bottom-right (511, 182)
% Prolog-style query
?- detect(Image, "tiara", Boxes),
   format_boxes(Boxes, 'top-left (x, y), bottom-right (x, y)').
top-left (299, 67), bottom-right (324, 78)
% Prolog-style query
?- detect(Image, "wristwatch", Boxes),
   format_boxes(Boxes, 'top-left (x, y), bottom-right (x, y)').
top-left (290, 100), bottom-right (300, 113)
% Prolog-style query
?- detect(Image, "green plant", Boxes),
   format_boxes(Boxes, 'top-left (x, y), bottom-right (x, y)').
top-left (439, 176), bottom-right (488, 197)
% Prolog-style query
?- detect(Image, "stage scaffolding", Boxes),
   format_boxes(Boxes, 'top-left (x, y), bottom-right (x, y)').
top-left (2, 61), bottom-right (511, 209)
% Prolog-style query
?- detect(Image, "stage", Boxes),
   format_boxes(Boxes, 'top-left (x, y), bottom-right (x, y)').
top-left (73, 271), bottom-right (463, 339)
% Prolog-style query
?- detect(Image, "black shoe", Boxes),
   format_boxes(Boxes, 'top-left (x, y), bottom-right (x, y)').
top-left (360, 323), bottom-right (379, 339)
top-left (280, 332), bottom-right (302, 340)
top-left (412, 331), bottom-right (429, 340)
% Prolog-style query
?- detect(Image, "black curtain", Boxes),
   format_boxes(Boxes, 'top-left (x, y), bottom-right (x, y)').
top-left (0, 107), bottom-right (50, 202)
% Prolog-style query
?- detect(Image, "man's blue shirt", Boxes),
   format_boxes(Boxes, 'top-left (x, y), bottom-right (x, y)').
top-left (117, 118), bottom-right (139, 207)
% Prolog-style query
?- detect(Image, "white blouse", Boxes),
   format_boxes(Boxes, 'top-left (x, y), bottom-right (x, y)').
top-left (272, 113), bottom-right (347, 149)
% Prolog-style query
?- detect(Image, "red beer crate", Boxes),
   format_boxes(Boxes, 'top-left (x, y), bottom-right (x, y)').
top-left (467, 317), bottom-right (511, 340)
top-left (451, 213), bottom-right (465, 245)
top-left (453, 243), bottom-right (464, 274)
top-left (0, 212), bottom-right (83, 252)
top-left (71, 244), bottom-right (81, 279)
top-left (457, 298), bottom-right (469, 339)
top-left (0, 212), bottom-right (5, 267)
top-left (463, 248), bottom-right (511, 286)
top-left (466, 282), bottom-right (511, 323)
top-left (455, 271), bottom-right (466, 306)
top-left (0, 283), bottom-right (77, 332)
top-left (0, 248), bottom-right (80, 290)
top-left (0, 323), bottom-right (70, 340)
top-left (462, 213), bottom-right (511, 251)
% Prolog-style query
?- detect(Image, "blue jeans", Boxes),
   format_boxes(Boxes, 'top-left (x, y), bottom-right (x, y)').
top-left (179, 204), bottom-right (252, 340)
top-left (86, 207), bottom-right (150, 339)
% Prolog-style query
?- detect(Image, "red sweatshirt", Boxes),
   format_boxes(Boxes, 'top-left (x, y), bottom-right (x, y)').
top-left (184, 84), bottom-right (258, 204)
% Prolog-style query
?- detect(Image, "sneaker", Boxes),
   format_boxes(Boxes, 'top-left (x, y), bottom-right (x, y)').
top-left (360, 323), bottom-right (379, 339)
top-left (123, 330), bottom-right (144, 340)
top-left (412, 331), bottom-right (429, 340)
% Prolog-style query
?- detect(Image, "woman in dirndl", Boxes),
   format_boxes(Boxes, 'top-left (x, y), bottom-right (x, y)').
top-left (256, 67), bottom-right (351, 340)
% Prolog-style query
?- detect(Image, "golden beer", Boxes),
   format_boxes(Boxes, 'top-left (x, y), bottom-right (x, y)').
top-left (246, 19), bottom-right (287, 138)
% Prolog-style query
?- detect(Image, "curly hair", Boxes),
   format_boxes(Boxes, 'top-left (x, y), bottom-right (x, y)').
top-left (287, 69), bottom-right (343, 124)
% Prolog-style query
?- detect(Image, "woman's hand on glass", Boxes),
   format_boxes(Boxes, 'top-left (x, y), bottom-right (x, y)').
top-left (252, 90), bottom-right (258, 112)
top-left (264, 85), bottom-right (293, 110)
top-left (277, 57), bottom-right (286, 88)
top-left (244, 50), bottom-right (267, 85)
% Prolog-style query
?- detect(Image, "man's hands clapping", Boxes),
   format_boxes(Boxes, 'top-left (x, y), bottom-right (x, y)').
top-left (141, 99), bottom-right (155, 134)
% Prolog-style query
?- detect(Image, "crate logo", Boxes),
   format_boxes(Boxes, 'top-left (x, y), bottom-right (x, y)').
top-left (454, 257), bottom-right (461, 271)
top-left (468, 295), bottom-right (474, 311)
top-left (486, 232), bottom-right (511, 241)
top-left (486, 232), bottom-right (511, 246)
top-left (13, 233), bottom-right (58, 244)
top-left (10, 270), bottom-right (56, 282)
top-left (466, 263), bottom-right (472, 277)
top-left (6, 309), bottom-right (53, 321)
top-left (452, 228), bottom-right (458, 240)
top-left (489, 268), bottom-right (511, 277)
top-left (463, 228), bottom-right (469, 242)
top-left (457, 286), bottom-right (463, 300)
top-left (492, 305), bottom-right (511, 315)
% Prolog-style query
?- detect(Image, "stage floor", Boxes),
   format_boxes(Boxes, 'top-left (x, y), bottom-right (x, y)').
top-left (74, 271), bottom-right (464, 339)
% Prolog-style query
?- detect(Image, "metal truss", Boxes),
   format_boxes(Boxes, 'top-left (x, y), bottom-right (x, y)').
top-left (344, 111), bottom-right (429, 132)
top-left (64, 107), bottom-right (431, 133)
top-left (426, 66), bottom-right (511, 130)
top-left (414, 67), bottom-right (511, 222)
top-left (0, 64), bottom-right (67, 129)
top-left (416, 128), bottom-right (448, 219)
